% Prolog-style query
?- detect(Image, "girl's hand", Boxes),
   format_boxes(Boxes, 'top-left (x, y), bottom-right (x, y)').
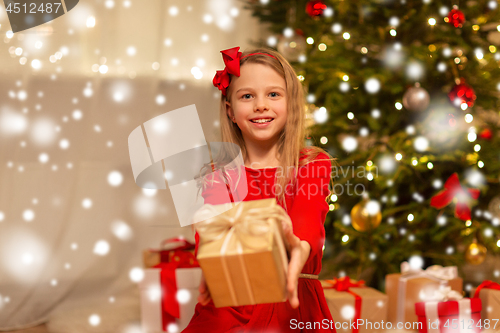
top-left (282, 221), bottom-right (311, 309)
top-left (198, 274), bottom-right (212, 306)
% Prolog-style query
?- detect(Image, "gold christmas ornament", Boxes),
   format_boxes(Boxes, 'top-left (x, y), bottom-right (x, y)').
top-left (351, 199), bottom-right (382, 232)
top-left (465, 240), bottom-right (487, 265)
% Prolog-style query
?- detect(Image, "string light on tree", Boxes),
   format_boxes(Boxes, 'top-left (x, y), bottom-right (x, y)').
top-left (331, 23), bottom-right (342, 34)
top-left (414, 136), bottom-right (429, 152)
top-left (323, 7), bottom-right (333, 17)
top-left (406, 61), bottom-right (424, 81)
top-left (465, 168), bottom-right (485, 187)
top-left (266, 36), bottom-right (277, 47)
top-left (389, 16), bottom-right (400, 27)
top-left (307, 94), bottom-right (316, 103)
top-left (439, 6), bottom-right (449, 16)
top-left (359, 127), bottom-right (369, 137)
top-left (339, 82), bottom-right (350, 92)
top-left (379, 155), bottom-right (396, 173)
top-left (408, 255), bottom-right (424, 269)
top-left (437, 62), bottom-right (447, 72)
top-left (443, 47), bottom-right (453, 57)
top-left (342, 136), bottom-right (358, 152)
top-left (433, 179), bottom-right (443, 189)
top-left (437, 215), bottom-right (447, 226)
top-left (313, 107), bottom-right (328, 123)
top-left (365, 78), bottom-right (381, 94)
top-left (277, 33), bottom-right (306, 62)
top-left (382, 43), bottom-right (405, 69)
top-left (406, 125), bottom-right (416, 135)
top-left (475, 48), bottom-right (484, 60)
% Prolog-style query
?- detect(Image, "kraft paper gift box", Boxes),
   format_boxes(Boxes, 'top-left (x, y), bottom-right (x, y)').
top-left (386, 262), bottom-right (463, 326)
top-left (471, 280), bottom-right (500, 324)
top-left (193, 198), bottom-right (290, 308)
top-left (321, 277), bottom-right (388, 333)
top-left (139, 267), bottom-right (202, 333)
top-left (142, 237), bottom-right (196, 269)
top-left (415, 286), bottom-right (481, 333)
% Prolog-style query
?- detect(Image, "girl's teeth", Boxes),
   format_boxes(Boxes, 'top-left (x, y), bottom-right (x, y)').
top-left (252, 119), bottom-right (272, 123)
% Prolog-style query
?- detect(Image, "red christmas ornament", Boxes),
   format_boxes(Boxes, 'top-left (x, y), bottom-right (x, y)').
top-left (306, 0), bottom-right (327, 17)
top-left (447, 7), bottom-right (465, 28)
top-left (430, 173), bottom-right (480, 221)
top-left (479, 128), bottom-right (493, 140)
top-left (448, 78), bottom-right (476, 108)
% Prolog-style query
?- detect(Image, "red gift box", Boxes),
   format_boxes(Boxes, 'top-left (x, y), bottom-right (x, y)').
top-left (415, 298), bottom-right (482, 333)
top-left (143, 237), bottom-right (196, 268)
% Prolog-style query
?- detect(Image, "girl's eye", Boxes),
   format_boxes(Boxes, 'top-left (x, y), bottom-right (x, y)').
top-left (269, 92), bottom-right (280, 97)
top-left (242, 94), bottom-right (252, 99)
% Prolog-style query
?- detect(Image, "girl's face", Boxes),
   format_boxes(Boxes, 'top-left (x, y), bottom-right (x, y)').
top-left (226, 63), bottom-right (287, 146)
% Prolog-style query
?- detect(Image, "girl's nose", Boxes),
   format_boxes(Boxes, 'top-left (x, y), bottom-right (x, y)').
top-left (254, 96), bottom-right (269, 112)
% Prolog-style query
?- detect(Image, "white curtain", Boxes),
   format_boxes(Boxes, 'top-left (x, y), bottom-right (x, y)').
top-left (0, 0), bottom-right (266, 330)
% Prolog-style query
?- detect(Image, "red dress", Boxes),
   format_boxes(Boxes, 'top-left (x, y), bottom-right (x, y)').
top-left (182, 152), bottom-right (337, 333)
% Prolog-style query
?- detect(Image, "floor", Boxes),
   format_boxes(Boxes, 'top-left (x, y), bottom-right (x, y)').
top-left (2, 324), bottom-right (49, 333)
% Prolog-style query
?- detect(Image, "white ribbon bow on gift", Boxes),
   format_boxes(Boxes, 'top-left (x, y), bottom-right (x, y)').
top-left (424, 286), bottom-right (471, 333)
top-left (401, 262), bottom-right (458, 280)
top-left (397, 262), bottom-right (459, 324)
top-left (426, 285), bottom-right (463, 302)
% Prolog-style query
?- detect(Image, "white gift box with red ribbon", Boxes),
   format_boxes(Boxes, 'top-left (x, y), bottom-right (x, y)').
top-left (139, 267), bottom-right (202, 333)
top-left (415, 286), bottom-right (482, 333)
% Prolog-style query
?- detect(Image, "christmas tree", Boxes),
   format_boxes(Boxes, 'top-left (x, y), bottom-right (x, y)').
top-left (246, 0), bottom-right (500, 290)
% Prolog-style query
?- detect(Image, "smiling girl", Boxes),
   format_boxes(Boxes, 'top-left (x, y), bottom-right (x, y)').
top-left (183, 47), bottom-right (336, 333)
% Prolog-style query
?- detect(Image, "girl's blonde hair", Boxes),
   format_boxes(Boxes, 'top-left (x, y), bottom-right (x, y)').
top-left (211, 47), bottom-right (334, 205)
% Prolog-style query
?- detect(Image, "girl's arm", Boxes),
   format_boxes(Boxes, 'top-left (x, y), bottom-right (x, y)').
top-left (283, 153), bottom-right (332, 308)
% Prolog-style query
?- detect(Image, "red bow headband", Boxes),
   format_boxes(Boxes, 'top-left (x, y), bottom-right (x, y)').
top-left (212, 46), bottom-right (277, 96)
